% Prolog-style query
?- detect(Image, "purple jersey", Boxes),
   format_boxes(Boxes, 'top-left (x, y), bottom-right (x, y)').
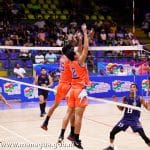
top-left (123, 96), bottom-right (141, 120)
top-left (114, 96), bottom-right (142, 132)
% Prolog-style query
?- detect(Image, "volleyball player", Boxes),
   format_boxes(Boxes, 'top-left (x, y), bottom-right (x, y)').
top-left (41, 44), bottom-right (72, 130)
top-left (41, 28), bottom-right (91, 132)
top-left (0, 93), bottom-right (11, 108)
top-left (104, 83), bottom-right (150, 150)
top-left (58, 23), bottom-right (89, 149)
top-left (33, 67), bottom-right (53, 117)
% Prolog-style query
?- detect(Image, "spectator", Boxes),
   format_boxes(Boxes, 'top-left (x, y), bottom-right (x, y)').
top-left (138, 55), bottom-right (149, 75)
top-left (35, 51), bottom-right (45, 64)
top-left (45, 51), bottom-right (57, 63)
top-left (13, 63), bottom-right (26, 78)
top-left (19, 44), bottom-right (31, 62)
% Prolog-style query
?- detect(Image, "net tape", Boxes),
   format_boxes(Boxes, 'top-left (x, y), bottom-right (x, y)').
top-left (0, 45), bottom-right (144, 51)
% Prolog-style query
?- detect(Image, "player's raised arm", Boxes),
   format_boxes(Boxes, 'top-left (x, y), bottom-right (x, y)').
top-left (78, 24), bottom-right (89, 66)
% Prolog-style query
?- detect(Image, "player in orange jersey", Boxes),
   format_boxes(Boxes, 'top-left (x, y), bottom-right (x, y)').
top-left (41, 44), bottom-right (72, 130)
top-left (58, 23), bottom-right (89, 149)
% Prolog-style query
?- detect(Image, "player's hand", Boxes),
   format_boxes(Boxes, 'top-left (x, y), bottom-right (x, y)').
top-left (81, 23), bottom-right (87, 33)
top-left (88, 28), bottom-right (95, 40)
top-left (112, 95), bottom-right (118, 102)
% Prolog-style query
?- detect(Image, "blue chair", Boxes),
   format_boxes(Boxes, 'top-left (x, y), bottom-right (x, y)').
top-left (10, 52), bottom-right (18, 60)
top-left (25, 60), bottom-right (33, 68)
top-left (15, 60), bottom-right (24, 67)
top-left (2, 60), bottom-right (10, 69)
top-left (0, 52), bottom-right (8, 60)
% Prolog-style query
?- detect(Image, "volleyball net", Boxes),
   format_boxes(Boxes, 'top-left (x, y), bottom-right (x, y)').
top-left (0, 45), bottom-right (149, 111)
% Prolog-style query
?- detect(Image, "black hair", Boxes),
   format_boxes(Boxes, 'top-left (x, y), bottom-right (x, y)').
top-left (130, 83), bottom-right (138, 89)
top-left (40, 67), bottom-right (46, 70)
top-left (62, 44), bottom-right (72, 54)
top-left (62, 44), bottom-right (76, 61)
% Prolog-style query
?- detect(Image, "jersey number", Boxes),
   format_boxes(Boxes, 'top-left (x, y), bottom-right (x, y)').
top-left (72, 67), bottom-right (78, 78)
top-left (118, 122), bottom-right (124, 127)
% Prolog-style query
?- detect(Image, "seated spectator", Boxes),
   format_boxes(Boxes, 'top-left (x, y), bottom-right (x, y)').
top-left (19, 44), bottom-right (31, 62)
top-left (35, 51), bottom-right (45, 64)
top-left (45, 51), bottom-right (57, 63)
top-left (37, 29), bottom-right (46, 42)
top-left (13, 63), bottom-right (26, 78)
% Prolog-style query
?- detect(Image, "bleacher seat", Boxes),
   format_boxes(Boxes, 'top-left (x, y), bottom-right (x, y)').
top-left (2, 60), bottom-right (10, 69)
top-left (0, 53), bottom-right (7, 60)
top-left (50, 4), bottom-right (57, 10)
top-left (55, 10), bottom-right (61, 15)
top-left (43, 4), bottom-right (49, 10)
top-left (27, 3), bottom-right (33, 9)
top-left (25, 60), bottom-right (33, 68)
top-left (63, 10), bottom-right (69, 15)
top-left (44, 14), bottom-right (50, 20)
top-left (27, 14), bottom-right (35, 19)
top-left (10, 52), bottom-right (18, 60)
top-left (60, 15), bottom-right (67, 21)
top-left (91, 15), bottom-right (97, 21)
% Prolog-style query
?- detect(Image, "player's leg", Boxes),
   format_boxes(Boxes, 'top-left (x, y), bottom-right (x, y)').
top-left (43, 92), bottom-right (48, 114)
top-left (136, 128), bottom-right (150, 146)
top-left (74, 106), bottom-right (86, 149)
top-left (41, 100), bottom-right (60, 130)
top-left (39, 94), bottom-right (45, 117)
top-left (58, 107), bottom-right (74, 143)
top-left (57, 88), bottom-right (75, 143)
top-left (67, 113), bottom-right (75, 141)
top-left (41, 84), bottom-right (70, 130)
top-left (104, 121), bottom-right (128, 150)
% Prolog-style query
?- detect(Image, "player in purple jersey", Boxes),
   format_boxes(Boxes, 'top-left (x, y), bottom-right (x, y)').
top-left (104, 83), bottom-right (150, 150)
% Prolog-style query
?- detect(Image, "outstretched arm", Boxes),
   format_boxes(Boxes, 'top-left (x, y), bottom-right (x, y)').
top-left (0, 94), bottom-right (11, 108)
top-left (78, 24), bottom-right (89, 66)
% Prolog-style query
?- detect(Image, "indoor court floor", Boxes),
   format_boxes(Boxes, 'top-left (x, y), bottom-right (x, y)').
top-left (0, 99), bottom-right (150, 150)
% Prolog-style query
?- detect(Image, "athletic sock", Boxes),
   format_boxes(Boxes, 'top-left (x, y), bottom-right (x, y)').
top-left (44, 116), bottom-right (50, 125)
top-left (39, 104), bottom-right (43, 114)
top-left (70, 126), bottom-right (75, 135)
top-left (60, 129), bottom-right (65, 137)
top-left (43, 102), bottom-right (46, 113)
top-left (74, 134), bottom-right (79, 141)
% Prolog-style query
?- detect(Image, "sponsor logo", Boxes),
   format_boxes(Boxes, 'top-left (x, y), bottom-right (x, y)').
top-left (4, 82), bottom-right (20, 95)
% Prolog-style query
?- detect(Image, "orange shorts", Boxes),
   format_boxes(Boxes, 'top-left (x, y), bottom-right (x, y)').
top-left (67, 88), bottom-right (88, 108)
top-left (55, 83), bottom-right (71, 103)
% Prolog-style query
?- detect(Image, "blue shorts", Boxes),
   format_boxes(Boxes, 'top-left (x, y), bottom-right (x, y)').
top-left (114, 118), bottom-right (143, 132)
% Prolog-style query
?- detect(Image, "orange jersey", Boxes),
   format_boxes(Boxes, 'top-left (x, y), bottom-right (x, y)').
top-left (70, 61), bottom-right (89, 88)
top-left (59, 55), bottom-right (72, 84)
